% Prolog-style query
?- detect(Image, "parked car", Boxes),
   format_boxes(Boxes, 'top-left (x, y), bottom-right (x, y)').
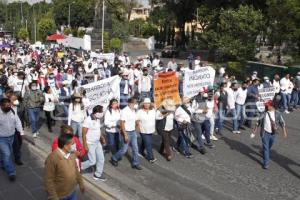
top-left (161, 46), bottom-right (179, 58)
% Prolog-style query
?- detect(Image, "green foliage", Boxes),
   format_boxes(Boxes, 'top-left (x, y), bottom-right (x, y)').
top-left (110, 37), bottom-right (122, 50)
top-left (52, 0), bottom-right (94, 28)
top-left (17, 28), bottom-right (29, 40)
top-left (64, 27), bottom-right (72, 36)
top-left (38, 18), bottom-right (56, 41)
top-left (208, 5), bottom-right (264, 61)
top-left (71, 28), bottom-right (78, 37)
top-left (77, 29), bottom-right (86, 38)
top-left (129, 19), bottom-right (158, 38)
top-left (103, 31), bottom-right (110, 53)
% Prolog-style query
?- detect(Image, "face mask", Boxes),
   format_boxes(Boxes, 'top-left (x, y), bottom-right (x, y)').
top-left (49, 76), bottom-right (54, 79)
top-left (242, 87), bottom-right (247, 90)
top-left (40, 75), bottom-right (45, 78)
top-left (13, 73), bottom-right (18, 76)
top-left (180, 68), bottom-right (185, 71)
top-left (112, 105), bottom-right (118, 110)
top-left (70, 143), bottom-right (76, 153)
top-left (265, 80), bottom-right (270, 83)
top-left (134, 104), bottom-right (138, 110)
top-left (95, 112), bottom-right (103, 119)
top-left (2, 107), bottom-right (11, 113)
top-left (31, 86), bottom-right (37, 91)
top-left (143, 73), bottom-right (148, 76)
top-left (13, 100), bottom-right (19, 106)
top-left (75, 98), bottom-right (81, 103)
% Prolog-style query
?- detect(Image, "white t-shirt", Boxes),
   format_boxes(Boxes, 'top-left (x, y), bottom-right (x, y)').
top-left (83, 116), bottom-right (101, 144)
top-left (226, 88), bottom-right (236, 109)
top-left (104, 109), bottom-right (121, 133)
top-left (121, 106), bottom-right (137, 132)
top-left (136, 109), bottom-right (156, 134)
top-left (235, 88), bottom-right (248, 105)
top-left (156, 110), bottom-right (174, 131)
top-left (264, 111), bottom-right (275, 133)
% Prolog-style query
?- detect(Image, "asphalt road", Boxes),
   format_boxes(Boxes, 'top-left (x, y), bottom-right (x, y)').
top-left (18, 108), bottom-right (300, 200)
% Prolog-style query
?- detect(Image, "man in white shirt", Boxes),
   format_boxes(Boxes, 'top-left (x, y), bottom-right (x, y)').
top-left (152, 55), bottom-right (160, 68)
top-left (111, 98), bottom-right (142, 170)
top-left (252, 100), bottom-right (287, 169)
top-left (280, 74), bottom-right (291, 113)
top-left (82, 105), bottom-right (107, 181)
top-left (167, 58), bottom-right (177, 71)
top-left (226, 83), bottom-right (239, 133)
top-left (235, 82), bottom-right (248, 130)
top-left (138, 68), bottom-right (152, 102)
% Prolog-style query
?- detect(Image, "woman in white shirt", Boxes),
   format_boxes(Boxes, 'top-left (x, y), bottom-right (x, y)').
top-left (156, 99), bottom-right (176, 161)
top-left (175, 97), bottom-right (193, 158)
top-left (104, 99), bottom-right (121, 154)
top-left (136, 98), bottom-right (156, 163)
top-left (43, 86), bottom-right (58, 132)
top-left (68, 93), bottom-right (87, 143)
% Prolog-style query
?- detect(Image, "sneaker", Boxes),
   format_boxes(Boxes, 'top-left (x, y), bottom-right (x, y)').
top-left (132, 165), bottom-right (143, 170)
top-left (201, 135), bottom-right (205, 140)
top-left (284, 110), bottom-right (290, 114)
top-left (110, 158), bottom-right (118, 167)
top-left (262, 164), bottom-right (269, 170)
top-left (15, 160), bottom-right (23, 166)
top-left (33, 133), bottom-right (37, 138)
top-left (138, 153), bottom-right (144, 158)
top-left (9, 175), bottom-right (16, 182)
top-left (93, 174), bottom-right (107, 181)
top-left (210, 135), bottom-right (218, 141)
top-left (206, 143), bottom-right (215, 149)
top-left (36, 131), bottom-right (40, 136)
top-left (236, 131), bottom-right (241, 134)
top-left (149, 158), bottom-right (157, 163)
top-left (198, 148), bottom-right (206, 155)
top-left (185, 153), bottom-right (194, 159)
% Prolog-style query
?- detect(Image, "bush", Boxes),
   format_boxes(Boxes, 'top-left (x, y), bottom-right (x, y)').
top-left (77, 29), bottom-right (86, 38)
top-left (64, 28), bottom-right (72, 36)
top-left (226, 61), bottom-right (245, 80)
top-left (110, 38), bottom-right (122, 51)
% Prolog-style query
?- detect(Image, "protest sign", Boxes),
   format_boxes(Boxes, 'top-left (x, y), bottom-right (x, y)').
top-left (90, 52), bottom-right (115, 65)
top-left (82, 76), bottom-right (120, 111)
top-left (183, 67), bottom-right (216, 98)
top-left (258, 87), bottom-right (275, 102)
top-left (154, 72), bottom-right (181, 108)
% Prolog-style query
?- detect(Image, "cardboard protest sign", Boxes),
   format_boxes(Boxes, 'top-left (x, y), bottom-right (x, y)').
top-left (154, 72), bottom-right (181, 108)
top-left (82, 76), bottom-right (120, 112)
top-left (258, 87), bottom-right (275, 102)
top-left (183, 67), bottom-right (216, 98)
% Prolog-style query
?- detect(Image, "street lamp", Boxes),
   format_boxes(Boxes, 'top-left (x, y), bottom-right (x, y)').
top-left (68, 1), bottom-right (75, 28)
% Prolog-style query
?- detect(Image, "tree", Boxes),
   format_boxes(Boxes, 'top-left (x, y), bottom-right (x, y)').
top-left (211, 5), bottom-right (264, 61)
top-left (38, 18), bottom-right (56, 41)
top-left (52, 0), bottom-right (94, 27)
top-left (64, 27), bottom-right (72, 35)
top-left (17, 28), bottom-right (29, 40)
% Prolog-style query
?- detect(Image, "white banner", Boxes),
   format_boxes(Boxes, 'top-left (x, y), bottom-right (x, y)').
top-left (258, 87), bottom-right (275, 102)
top-left (82, 76), bottom-right (120, 111)
top-left (91, 52), bottom-right (115, 65)
top-left (183, 67), bottom-right (216, 98)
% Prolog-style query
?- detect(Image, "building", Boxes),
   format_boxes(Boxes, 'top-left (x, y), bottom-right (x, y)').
top-left (129, 6), bottom-right (151, 21)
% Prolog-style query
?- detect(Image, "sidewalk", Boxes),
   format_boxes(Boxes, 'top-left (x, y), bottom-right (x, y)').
top-left (0, 141), bottom-right (104, 200)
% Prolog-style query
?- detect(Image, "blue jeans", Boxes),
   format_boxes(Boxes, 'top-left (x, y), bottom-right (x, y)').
top-left (106, 131), bottom-right (120, 154)
top-left (0, 136), bottom-right (16, 176)
top-left (112, 131), bottom-right (140, 166)
top-left (262, 131), bottom-right (275, 167)
top-left (291, 90), bottom-right (299, 108)
top-left (176, 129), bottom-right (190, 155)
top-left (215, 109), bottom-right (226, 131)
top-left (71, 121), bottom-right (83, 143)
top-left (81, 141), bottom-right (104, 177)
top-left (27, 107), bottom-right (41, 134)
top-left (281, 92), bottom-right (290, 110)
top-left (246, 102), bottom-right (257, 128)
top-left (236, 104), bottom-right (246, 128)
top-left (140, 133), bottom-right (154, 160)
top-left (192, 120), bottom-right (211, 149)
top-left (60, 190), bottom-right (77, 200)
top-left (227, 108), bottom-right (238, 131)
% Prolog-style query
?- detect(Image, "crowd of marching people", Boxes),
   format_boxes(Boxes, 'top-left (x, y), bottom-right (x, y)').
top-left (0, 38), bottom-right (295, 199)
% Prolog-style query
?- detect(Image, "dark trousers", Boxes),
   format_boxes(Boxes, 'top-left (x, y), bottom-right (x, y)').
top-left (159, 130), bottom-right (173, 160)
top-left (45, 111), bottom-right (53, 130)
top-left (13, 131), bottom-right (22, 162)
top-left (106, 131), bottom-right (120, 154)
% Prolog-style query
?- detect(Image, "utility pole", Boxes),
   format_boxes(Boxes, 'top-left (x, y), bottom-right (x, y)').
top-left (34, 18), bottom-right (37, 43)
top-left (25, 19), bottom-right (27, 30)
top-left (101, 0), bottom-right (105, 50)
top-left (20, 1), bottom-right (24, 24)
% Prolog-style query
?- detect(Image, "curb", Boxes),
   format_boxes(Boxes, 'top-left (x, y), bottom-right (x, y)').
top-left (23, 136), bottom-right (117, 200)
